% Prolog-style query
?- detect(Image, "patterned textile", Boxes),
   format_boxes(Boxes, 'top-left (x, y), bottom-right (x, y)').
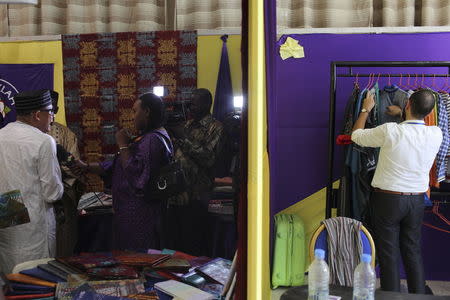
top-left (126, 291), bottom-right (159, 300)
top-left (0, 190), bottom-right (30, 229)
top-left (322, 217), bottom-right (362, 287)
top-left (63, 255), bottom-right (118, 271)
top-left (113, 253), bottom-right (170, 267)
top-left (86, 265), bottom-right (138, 280)
top-left (50, 122), bottom-right (80, 160)
top-left (437, 93), bottom-right (450, 183)
top-left (153, 258), bottom-right (191, 273)
top-left (56, 279), bottom-right (145, 300)
top-left (62, 31), bottom-right (197, 191)
top-left (72, 290), bottom-right (127, 300)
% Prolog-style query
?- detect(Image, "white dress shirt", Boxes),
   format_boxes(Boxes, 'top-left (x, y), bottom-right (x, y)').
top-left (0, 121), bottom-right (63, 273)
top-left (351, 120), bottom-right (443, 193)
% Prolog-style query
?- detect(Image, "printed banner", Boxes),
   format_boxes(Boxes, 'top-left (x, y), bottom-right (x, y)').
top-left (62, 31), bottom-right (197, 191)
top-left (0, 64), bottom-right (54, 128)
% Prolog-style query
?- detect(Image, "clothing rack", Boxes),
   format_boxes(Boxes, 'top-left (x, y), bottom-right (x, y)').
top-left (326, 61), bottom-right (450, 218)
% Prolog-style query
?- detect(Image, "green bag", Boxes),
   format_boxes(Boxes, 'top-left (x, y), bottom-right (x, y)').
top-left (272, 213), bottom-right (306, 289)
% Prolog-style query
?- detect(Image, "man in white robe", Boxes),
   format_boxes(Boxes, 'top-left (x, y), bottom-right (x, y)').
top-left (0, 90), bottom-right (63, 273)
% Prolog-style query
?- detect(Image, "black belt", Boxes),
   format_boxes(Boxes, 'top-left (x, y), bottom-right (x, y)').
top-left (374, 188), bottom-right (423, 196)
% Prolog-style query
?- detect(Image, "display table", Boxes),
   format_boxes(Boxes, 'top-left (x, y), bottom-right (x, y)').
top-left (281, 285), bottom-right (450, 300)
top-left (75, 211), bottom-right (113, 253)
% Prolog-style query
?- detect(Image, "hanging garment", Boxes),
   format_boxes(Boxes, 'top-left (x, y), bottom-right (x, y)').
top-left (378, 85), bottom-right (409, 125)
top-left (346, 88), bottom-right (378, 220)
top-left (342, 84), bottom-right (360, 135)
top-left (436, 93), bottom-right (450, 183)
top-left (443, 92), bottom-right (450, 182)
top-left (338, 84), bottom-right (360, 217)
top-left (424, 103), bottom-right (439, 188)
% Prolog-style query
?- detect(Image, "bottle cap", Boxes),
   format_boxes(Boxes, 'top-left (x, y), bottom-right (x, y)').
top-left (361, 254), bottom-right (372, 263)
top-left (314, 249), bottom-right (325, 259)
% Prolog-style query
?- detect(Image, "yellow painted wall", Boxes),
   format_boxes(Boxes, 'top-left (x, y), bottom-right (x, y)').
top-left (279, 181), bottom-right (339, 267)
top-left (197, 35), bottom-right (242, 99)
top-left (0, 40), bottom-right (65, 124)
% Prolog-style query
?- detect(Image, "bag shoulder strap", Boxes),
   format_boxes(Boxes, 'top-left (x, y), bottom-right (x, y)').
top-left (153, 130), bottom-right (174, 159)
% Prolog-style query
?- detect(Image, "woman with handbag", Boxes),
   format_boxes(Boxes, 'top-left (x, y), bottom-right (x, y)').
top-left (73, 93), bottom-right (172, 251)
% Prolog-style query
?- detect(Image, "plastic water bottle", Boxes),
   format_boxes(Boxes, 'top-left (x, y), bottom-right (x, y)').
top-left (308, 248), bottom-right (329, 300)
top-left (353, 254), bottom-right (376, 300)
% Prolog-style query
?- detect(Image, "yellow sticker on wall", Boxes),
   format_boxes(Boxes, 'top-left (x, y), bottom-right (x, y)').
top-left (280, 37), bottom-right (305, 60)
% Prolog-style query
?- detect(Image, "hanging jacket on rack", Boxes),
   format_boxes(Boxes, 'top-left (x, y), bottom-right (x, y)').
top-left (442, 92), bottom-right (450, 182)
top-left (342, 84), bottom-right (360, 135)
top-left (436, 93), bottom-right (450, 183)
top-left (378, 85), bottom-right (409, 125)
top-left (346, 86), bottom-right (379, 221)
top-left (338, 84), bottom-right (360, 217)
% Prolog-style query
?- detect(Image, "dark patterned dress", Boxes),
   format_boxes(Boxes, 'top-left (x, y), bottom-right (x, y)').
top-left (101, 129), bottom-right (171, 251)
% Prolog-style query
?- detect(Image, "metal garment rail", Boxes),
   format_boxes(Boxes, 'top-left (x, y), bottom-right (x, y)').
top-left (326, 61), bottom-right (450, 218)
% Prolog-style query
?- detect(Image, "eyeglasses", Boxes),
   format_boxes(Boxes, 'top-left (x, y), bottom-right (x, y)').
top-left (40, 109), bottom-right (54, 116)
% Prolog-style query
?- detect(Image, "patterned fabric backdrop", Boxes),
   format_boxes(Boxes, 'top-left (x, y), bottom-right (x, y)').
top-left (62, 31), bottom-right (197, 191)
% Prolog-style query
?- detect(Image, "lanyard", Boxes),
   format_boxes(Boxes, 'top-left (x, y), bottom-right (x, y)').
top-left (404, 122), bottom-right (425, 125)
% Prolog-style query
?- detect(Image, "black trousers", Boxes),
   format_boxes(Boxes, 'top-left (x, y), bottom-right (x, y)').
top-left (370, 191), bottom-right (425, 294)
top-left (164, 191), bottom-right (211, 256)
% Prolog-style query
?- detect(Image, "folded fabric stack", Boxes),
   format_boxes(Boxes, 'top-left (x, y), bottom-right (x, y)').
top-left (144, 249), bottom-right (234, 299)
top-left (56, 279), bottom-right (146, 300)
top-left (77, 192), bottom-right (113, 215)
top-left (209, 177), bottom-right (235, 216)
top-left (5, 250), bottom-right (234, 300)
top-left (5, 265), bottom-right (67, 300)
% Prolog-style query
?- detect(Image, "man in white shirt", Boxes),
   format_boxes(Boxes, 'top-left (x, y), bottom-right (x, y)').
top-left (0, 90), bottom-right (64, 273)
top-left (351, 89), bottom-right (442, 294)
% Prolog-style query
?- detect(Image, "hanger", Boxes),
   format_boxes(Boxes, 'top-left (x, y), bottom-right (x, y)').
top-left (430, 74), bottom-right (438, 91)
top-left (388, 74), bottom-right (392, 86)
top-left (443, 74), bottom-right (450, 93)
top-left (375, 73), bottom-right (381, 88)
top-left (365, 73), bottom-right (374, 90)
top-left (398, 74), bottom-right (406, 90)
top-left (406, 74), bottom-right (414, 90)
top-left (354, 73), bottom-right (359, 89)
top-left (413, 73), bottom-right (419, 89)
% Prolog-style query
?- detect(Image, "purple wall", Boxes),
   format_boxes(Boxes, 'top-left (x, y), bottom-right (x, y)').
top-left (271, 32), bottom-right (450, 214)
top-left (269, 32), bottom-right (450, 281)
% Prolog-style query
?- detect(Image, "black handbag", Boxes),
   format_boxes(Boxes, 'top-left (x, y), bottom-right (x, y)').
top-left (150, 132), bottom-right (188, 199)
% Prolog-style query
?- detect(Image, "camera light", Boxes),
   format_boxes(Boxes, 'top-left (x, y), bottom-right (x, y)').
top-left (233, 95), bottom-right (243, 108)
top-left (153, 86), bottom-right (165, 97)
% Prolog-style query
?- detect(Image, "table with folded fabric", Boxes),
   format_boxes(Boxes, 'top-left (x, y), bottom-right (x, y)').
top-left (281, 285), bottom-right (449, 300)
top-left (5, 249), bottom-right (234, 300)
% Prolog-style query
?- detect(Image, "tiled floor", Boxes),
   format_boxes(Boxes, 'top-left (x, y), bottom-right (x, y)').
top-left (271, 280), bottom-right (450, 300)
